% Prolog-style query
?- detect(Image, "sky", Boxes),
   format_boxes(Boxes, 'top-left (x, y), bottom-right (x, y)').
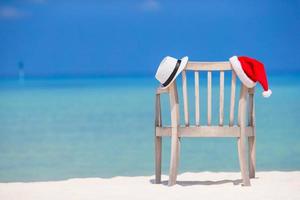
top-left (0, 0), bottom-right (299, 77)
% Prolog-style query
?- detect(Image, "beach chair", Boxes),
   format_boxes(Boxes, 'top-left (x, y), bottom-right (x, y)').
top-left (154, 61), bottom-right (256, 186)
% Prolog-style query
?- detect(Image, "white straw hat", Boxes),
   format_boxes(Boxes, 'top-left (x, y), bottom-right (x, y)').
top-left (155, 56), bottom-right (188, 88)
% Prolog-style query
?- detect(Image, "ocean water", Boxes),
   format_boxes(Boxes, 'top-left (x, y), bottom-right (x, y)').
top-left (0, 74), bottom-right (299, 182)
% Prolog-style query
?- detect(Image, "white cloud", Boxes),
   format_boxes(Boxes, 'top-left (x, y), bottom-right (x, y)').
top-left (139, 0), bottom-right (161, 12)
top-left (0, 6), bottom-right (27, 19)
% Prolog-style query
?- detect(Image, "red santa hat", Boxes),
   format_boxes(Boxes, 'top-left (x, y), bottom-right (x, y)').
top-left (229, 56), bottom-right (272, 98)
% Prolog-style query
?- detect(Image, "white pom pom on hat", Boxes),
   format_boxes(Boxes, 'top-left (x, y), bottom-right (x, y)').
top-left (262, 89), bottom-right (272, 98)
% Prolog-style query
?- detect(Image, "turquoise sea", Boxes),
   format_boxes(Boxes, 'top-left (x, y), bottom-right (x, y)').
top-left (0, 74), bottom-right (300, 182)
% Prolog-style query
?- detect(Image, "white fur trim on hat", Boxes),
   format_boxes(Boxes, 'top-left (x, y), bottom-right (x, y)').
top-left (229, 56), bottom-right (256, 88)
top-left (262, 89), bottom-right (272, 98)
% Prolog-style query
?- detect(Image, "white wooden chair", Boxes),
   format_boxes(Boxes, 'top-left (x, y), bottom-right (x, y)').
top-left (154, 61), bottom-right (256, 186)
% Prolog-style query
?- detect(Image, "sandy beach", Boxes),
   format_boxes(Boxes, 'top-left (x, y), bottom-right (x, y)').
top-left (0, 171), bottom-right (299, 200)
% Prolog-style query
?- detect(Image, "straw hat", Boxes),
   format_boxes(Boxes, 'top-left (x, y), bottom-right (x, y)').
top-left (155, 56), bottom-right (188, 88)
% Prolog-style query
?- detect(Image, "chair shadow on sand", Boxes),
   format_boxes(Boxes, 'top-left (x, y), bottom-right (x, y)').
top-left (150, 179), bottom-right (244, 186)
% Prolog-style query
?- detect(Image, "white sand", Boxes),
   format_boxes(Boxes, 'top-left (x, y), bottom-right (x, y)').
top-left (0, 171), bottom-right (299, 200)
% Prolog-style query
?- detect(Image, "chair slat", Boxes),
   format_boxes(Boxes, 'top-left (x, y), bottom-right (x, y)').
top-left (219, 71), bottom-right (224, 126)
top-left (248, 88), bottom-right (255, 126)
top-left (207, 71), bottom-right (212, 125)
top-left (194, 71), bottom-right (200, 126)
top-left (155, 94), bottom-right (162, 127)
top-left (229, 71), bottom-right (236, 126)
top-left (182, 71), bottom-right (189, 126)
top-left (237, 85), bottom-right (248, 126)
top-left (169, 81), bottom-right (180, 126)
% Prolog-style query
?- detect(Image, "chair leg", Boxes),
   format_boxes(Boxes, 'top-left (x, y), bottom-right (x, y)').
top-left (168, 133), bottom-right (180, 186)
top-left (248, 136), bottom-right (256, 178)
top-left (237, 137), bottom-right (251, 186)
top-left (155, 136), bottom-right (162, 183)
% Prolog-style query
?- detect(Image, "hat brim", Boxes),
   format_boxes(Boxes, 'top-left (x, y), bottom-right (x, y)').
top-left (160, 56), bottom-right (189, 89)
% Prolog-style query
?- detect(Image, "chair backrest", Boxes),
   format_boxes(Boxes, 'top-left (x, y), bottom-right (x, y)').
top-left (173, 61), bottom-right (255, 128)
